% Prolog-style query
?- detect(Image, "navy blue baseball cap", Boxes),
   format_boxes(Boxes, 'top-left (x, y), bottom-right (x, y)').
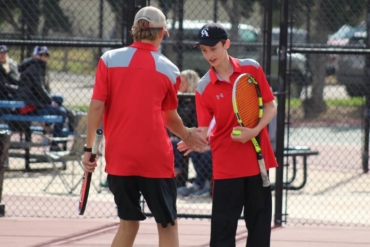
top-left (33, 46), bottom-right (50, 56)
top-left (0, 45), bottom-right (9, 52)
top-left (192, 23), bottom-right (228, 49)
top-left (51, 94), bottom-right (64, 106)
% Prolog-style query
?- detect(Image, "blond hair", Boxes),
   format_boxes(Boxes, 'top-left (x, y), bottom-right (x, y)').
top-left (131, 19), bottom-right (164, 42)
top-left (1, 54), bottom-right (10, 73)
top-left (181, 70), bottom-right (200, 93)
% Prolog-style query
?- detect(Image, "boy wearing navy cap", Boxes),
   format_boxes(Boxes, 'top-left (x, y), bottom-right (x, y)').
top-left (17, 46), bottom-right (67, 151)
top-left (179, 23), bottom-right (278, 247)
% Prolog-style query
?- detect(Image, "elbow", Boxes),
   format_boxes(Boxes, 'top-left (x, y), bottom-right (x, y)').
top-left (268, 101), bottom-right (277, 116)
top-left (272, 104), bottom-right (277, 117)
top-left (89, 100), bottom-right (105, 113)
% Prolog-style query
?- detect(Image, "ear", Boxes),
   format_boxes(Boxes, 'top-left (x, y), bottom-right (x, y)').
top-left (225, 39), bottom-right (231, 49)
top-left (161, 28), bottom-right (169, 38)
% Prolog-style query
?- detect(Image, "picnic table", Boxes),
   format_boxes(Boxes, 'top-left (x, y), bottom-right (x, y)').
top-left (271, 146), bottom-right (319, 191)
top-left (0, 100), bottom-right (64, 171)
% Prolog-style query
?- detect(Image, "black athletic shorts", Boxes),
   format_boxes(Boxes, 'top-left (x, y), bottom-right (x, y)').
top-left (107, 175), bottom-right (177, 228)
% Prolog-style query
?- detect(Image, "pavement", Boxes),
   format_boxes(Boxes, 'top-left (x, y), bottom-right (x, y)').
top-left (1, 217), bottom-right (370, 247)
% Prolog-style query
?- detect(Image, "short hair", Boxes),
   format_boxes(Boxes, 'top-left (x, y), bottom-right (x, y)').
top-left (181, 69), bottom-right (200, 93)
top-left (131, 19), bottom-right (164, 42)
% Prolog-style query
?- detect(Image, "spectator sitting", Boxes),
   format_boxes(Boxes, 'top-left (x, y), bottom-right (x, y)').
top-left (171, 69), bottom-right (213, 197)
top-left (171, 70), bottom-right (198, 177)
top-left (15, 46), bottom-right (67, 151)
top-left (0, 45), bottom-right (20, 105)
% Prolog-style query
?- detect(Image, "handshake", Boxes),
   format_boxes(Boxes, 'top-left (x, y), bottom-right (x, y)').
top-left (177, 127), bottom-right (208, 156)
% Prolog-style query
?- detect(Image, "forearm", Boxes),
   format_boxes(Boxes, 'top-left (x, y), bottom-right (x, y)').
top-left (163, 111), bottom-right (189, 141)
top-left (86, 99), bottom-right (105, 147)
top-left (256, 100), bottom-right (277, 132)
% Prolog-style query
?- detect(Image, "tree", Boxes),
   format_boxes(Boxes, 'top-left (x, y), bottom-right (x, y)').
top-left (301, 0), bottom-right (365, 118)
top-left (42, 0), bottom-right (71, 36)
top-left (0, 0), bottom-right (70, 37)
top-left (106, 0), bottom-right (122, 39)
top-left (0, 0), bottom-right (20, 32)
top-left (107, 0), bottom-right (177, 39)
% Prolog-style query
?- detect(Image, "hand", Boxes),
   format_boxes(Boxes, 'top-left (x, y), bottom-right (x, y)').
top-left (230, 126), bottom-right (259, 143)
top-left (178, 128), bottom-right (208, 155)
top-left (82, 152), bottom-right (98, 173)
top-left (177, 141), bottom-right (192, 156)
top-left (186, 127), bottom-right (208, 150)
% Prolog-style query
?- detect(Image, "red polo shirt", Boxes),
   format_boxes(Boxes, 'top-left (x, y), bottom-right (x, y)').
top-left (92, 42), bottom-right (181, 178)
top-left (196, 56), bottom-right (278, 180)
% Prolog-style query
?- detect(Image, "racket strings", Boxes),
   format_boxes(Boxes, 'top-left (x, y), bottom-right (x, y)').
top-left (235, 76), bottom-right (261, 128)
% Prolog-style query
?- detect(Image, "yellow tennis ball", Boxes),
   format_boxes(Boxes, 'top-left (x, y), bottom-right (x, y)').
top-left (232, 130), bottom-right (242, 136)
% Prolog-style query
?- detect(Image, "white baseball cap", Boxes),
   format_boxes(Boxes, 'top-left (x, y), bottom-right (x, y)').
top-left (133, 6), bottom-right (166, 28)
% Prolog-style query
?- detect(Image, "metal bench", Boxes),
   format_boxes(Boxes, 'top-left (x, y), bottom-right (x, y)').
top-left (0, 114), bottom-right (63, 123)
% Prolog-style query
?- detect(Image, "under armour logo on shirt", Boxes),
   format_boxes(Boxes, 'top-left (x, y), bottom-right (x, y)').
top-left (201, 28), bottom-right (209, 37)
top-left (216, 93), bottom-right (224, 99)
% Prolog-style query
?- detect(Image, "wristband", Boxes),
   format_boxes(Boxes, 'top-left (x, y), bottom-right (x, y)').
top-left (84, 144), bottom-right (92, 152)
top-left (183, 128), bottom-right (193, 143)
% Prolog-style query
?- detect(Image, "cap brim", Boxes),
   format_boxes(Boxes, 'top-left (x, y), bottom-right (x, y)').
top-left (192, 39), bottom-right (221, 49)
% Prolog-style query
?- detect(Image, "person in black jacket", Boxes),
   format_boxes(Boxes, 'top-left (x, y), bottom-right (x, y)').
top-left (16, 46), bottom-right (67, 151)
top-left (0, 45), bottom-right (19, 103)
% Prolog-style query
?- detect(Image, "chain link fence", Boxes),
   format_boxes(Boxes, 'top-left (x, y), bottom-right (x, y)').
top-left (0, 0), bottom-right (369, 227)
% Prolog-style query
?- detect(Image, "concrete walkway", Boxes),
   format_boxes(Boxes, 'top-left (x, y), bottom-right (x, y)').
top-left (1, 217), bottom-right (369, 247)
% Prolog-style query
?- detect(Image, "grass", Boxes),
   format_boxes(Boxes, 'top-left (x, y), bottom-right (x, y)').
top-left (68, 105), bottom-right (89, 112)
top-left (8, 47), bottom-right (98, 75)
top-left (287, 97), bottom-right (364, 108)
top-left (47, 47), bottom-right (98, 75)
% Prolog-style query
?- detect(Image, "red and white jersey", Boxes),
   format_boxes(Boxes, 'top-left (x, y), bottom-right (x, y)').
top-left (196, 56), bottom-right (278, 180)
top-left (92, 42), bottom-right (181, 178)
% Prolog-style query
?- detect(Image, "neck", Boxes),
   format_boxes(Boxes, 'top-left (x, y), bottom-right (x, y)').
top-left (140, 39), bottom-right (161, 49)
top-left (214, 56), bottom-right (231, 76)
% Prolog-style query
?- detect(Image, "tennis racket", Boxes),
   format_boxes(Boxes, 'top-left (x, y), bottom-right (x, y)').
top-left (78, 128), bottom-right (104, 215)
top-left (232, 73), bottom-right (270, 187)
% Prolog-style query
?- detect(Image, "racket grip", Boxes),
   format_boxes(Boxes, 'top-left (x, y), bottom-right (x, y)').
top-left (258, 160), bottom-right (271, 187)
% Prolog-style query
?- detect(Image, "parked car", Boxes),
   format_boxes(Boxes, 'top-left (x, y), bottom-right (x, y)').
top-left (336, 30), bottom-right (367, 97)
top-left (326, 22), bottom-right (366, 75)
top-left (161, 19), bottom-right (260, 77)
top-left (270, 27), bottom-right (312, 98)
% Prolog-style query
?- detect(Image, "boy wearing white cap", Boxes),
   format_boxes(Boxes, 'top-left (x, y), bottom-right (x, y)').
top-left (82, 6), bottom-right (207, 247)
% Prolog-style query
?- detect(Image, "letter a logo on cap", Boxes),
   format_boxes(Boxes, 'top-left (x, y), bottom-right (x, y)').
top-left (201, 28), bottom-right (209, 37)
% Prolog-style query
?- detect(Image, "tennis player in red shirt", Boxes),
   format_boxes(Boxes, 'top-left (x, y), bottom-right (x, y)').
top-left (82, 6), bottom-right (207, 247)
top-left (179, 23), bottom-right (278, 247)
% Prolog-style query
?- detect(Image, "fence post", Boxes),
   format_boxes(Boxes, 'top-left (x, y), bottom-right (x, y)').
top-left (362, 0), bottom-right (370, 174)
top-left (0, 130), bottom-right (11, 217)
top-left (274, 0), bottom-right (289, 226)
